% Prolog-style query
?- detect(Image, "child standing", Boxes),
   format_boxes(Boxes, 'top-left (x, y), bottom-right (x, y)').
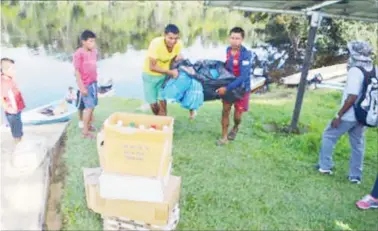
top-left (1, 58), bottom-right (25, 143)
top-left (73, 30), bottom-right (98, 139)
top-left (65, 86), bottom-right (77, 104)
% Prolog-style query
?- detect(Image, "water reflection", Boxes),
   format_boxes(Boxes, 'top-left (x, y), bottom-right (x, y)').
top-left (1, 37), bottom-right (228, 109)
top-left (1, 1), bottom-right (265, 109)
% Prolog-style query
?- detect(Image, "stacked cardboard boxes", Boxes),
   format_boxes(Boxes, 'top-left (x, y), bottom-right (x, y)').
top-left (83, 112), bottom-right (181, 230)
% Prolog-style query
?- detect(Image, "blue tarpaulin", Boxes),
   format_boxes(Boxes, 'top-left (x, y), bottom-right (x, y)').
top-left (161, 71), bottom-right (204, 110)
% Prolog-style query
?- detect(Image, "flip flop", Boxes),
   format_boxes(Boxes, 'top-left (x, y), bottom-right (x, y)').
top-left (227, 129), bottom-right (238, 141)
top-left (89, 124), bottom-right (97, 132)
top-left (216, 138), bottom-right (228, 146)
top-left (82, 133), bottom-right (96, 140)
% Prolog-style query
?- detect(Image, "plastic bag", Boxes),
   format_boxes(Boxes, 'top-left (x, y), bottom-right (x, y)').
top-left (161, 71), bottom-right (192, 102)
top-left (181, 78), bottom-right (204, 110)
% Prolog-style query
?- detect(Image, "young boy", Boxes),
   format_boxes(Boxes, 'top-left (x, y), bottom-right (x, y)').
top-left (216, 27), bottom-right (252, 146)
top-left (65, 86), bottom-right (77, 104)
top-left (73, 30), bottom-right (98, 139)
top-left (143, 24), bottom-right (195, 119)
top-left (1, 58), bottom-right (25, 143)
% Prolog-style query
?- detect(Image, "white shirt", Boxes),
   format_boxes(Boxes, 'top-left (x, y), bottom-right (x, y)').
top-left (341, 66), bottom-right (373, 121)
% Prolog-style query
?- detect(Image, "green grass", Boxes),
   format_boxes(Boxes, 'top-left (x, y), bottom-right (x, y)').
top-left (61, 86), bottom-right (378, 230)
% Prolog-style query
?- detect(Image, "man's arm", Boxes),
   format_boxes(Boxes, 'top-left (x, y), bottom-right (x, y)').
top-left (337, 95), bottom-right (358, 117)
top-left (332, 67), bottom-right (364, 127)
top-left (175, 53), bottom-right (184, 62)
top-left (73, 52), bottom-right (87, 95)
top-left (226, 51), bottom-right (252, 91)
top-left (75, 70), bottom-right (85, 91)
top-left (149, 58), bottom-right (174, 76)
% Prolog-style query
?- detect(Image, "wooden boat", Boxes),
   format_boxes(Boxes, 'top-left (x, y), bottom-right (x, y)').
top-left (21, 100), bottom-right (77, 126)
top-left (280, 63), bottom-right (347, 86)
top-left (251, 76), bottom-right (267, 93)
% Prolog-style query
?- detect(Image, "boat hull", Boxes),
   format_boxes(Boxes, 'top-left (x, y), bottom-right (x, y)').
top-left (21, 100), bottom-right (77, 126)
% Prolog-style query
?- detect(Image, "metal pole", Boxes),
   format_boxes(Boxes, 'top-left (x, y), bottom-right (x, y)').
top-left (289, 12), bottom-right (321, 131)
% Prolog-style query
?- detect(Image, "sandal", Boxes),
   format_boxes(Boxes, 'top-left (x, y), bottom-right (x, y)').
top-left (89, 124), bottom-right (97, 132)
top-left (227, 129), bottom-right (238, 141)
top-left (82, 133), bottom-right (96, 140)
top-left (216, 138), bottom-right (228, 146)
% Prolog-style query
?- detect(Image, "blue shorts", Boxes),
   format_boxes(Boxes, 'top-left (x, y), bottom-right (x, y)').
top-left (78, 82), bottom-right (98, 109)
top-left (5, 112), bottom-right (23, 138)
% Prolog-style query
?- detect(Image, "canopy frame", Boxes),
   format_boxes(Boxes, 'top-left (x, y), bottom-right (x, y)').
top-left (204, 0), bottom-right (378, 131)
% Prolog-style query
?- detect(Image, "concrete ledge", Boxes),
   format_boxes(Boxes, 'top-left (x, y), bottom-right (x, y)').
top-left (0, 122), bottom-right (69, 230)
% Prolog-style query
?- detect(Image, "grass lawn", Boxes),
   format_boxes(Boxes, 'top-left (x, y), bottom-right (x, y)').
top-left (60, 86), bottom-right (378, 230)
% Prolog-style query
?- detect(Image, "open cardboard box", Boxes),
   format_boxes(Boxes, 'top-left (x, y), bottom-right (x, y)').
top-left (97, 131), bottom-right (172, 180)
top-left (100, 112), bottom-right (174, 177)
top-left (83, 168), bottom-right (181, 226)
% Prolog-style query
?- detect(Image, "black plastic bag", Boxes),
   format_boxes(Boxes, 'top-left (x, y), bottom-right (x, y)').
top-left (164, 59), bottom-right (246, 103)
top-left (192, 60), bottom-right (234, 82)
top-left (193, 60), bottom-right (246, 103)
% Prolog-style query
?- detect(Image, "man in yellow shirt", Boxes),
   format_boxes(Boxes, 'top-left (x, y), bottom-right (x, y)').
top-left (142, 24), bottom-right (183, 116)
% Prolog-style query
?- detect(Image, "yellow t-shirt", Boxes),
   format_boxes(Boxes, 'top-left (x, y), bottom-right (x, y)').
top-left (143, 37), bottom-right (183, 76)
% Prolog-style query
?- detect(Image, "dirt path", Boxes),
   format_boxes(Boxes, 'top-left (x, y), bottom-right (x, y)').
top-left (45, 140), bottom-right (66, 231)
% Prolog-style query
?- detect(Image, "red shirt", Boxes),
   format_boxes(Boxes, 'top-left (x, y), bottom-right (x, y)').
top-left (73, 48), bottom-right (98, 86)
top-left (1, 74), bottom-right (25, 114)
top-left (226, 49), bottom-right (241, 77)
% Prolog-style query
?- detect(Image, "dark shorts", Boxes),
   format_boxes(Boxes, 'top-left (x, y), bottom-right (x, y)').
top-left (77, 82), bottom-right (98, 109)
top-left (5, 112), bottom-right (23, 138)
top-left (223, 92), bottom-right (251, 113)
top-left (76, 90), bottom-right (85, 110)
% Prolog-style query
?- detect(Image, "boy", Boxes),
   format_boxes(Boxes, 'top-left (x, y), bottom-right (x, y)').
top-left (73, 30), bottom-right (98, 139)
top-left (1, 58), bottom-right (25, 143)
top-left (65, 86), bottom-right (77, 104)
top-left (143, 24), bottom-right (195, 118)
top-left (216, 27), bottom-right (252, 146)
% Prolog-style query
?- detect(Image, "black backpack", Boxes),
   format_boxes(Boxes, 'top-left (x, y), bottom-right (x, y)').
top-left (353, 66), bottom-right (378, 127)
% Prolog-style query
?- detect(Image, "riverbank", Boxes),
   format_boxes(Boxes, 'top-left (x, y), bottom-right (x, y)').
top-left (60, 88), bottom-right (377, 230)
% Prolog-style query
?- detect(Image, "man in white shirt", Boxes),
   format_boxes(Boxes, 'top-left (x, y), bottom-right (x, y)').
top-left (316, 41), bottom-right (375, 184)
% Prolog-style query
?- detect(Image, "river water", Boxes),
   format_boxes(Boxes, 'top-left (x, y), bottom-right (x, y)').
top-left (1, 1), bottom-right (269, 110)
top-left (1, 37), bottom-right (227, 109)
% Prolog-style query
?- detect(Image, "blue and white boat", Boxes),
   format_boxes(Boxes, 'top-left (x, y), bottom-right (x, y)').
top-left (21, 100), bottom-right (77, 126)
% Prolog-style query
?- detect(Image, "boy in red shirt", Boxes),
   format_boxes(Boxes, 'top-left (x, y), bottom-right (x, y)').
top-left (1, 58), bottom-right (26, 143)
top-left (216, 27), bottom-right (252, 145)
top-left (73, 30), bottom-right (98, 139)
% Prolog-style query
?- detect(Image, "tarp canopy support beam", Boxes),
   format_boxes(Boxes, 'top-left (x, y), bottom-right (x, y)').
top-left (289, 12), bottom-right (322, 131)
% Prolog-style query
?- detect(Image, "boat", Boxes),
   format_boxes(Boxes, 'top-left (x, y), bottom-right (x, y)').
top-left (98, 78), bottom-right (115, 98)
top-left (21, 100), bottom-right (77, 126)
top-left (250, 76), bottom-right (267, 93)
top-left (280, 63), bottom-right (347, 86)
top-left (98, 87), bottom-right (115, 98)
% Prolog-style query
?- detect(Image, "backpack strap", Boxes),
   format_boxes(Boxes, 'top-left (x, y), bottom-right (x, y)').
top-left (354, 66), bottom-right (376, 81)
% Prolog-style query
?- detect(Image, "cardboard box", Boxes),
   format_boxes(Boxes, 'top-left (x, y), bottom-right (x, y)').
top-left (99, 168), bottom-right (172, 202)
top-left (102, 112), bottom-right (174, 177)
top-left (102, 204), bottom-right (180, 230)
top-left (83, 168), bottom-right (181, 226)
top-left (97, 133), bottom-right (172, 202)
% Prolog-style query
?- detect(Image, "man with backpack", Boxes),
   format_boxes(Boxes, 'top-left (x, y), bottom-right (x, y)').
top-left (316, 41), bottom-right (377, 184)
